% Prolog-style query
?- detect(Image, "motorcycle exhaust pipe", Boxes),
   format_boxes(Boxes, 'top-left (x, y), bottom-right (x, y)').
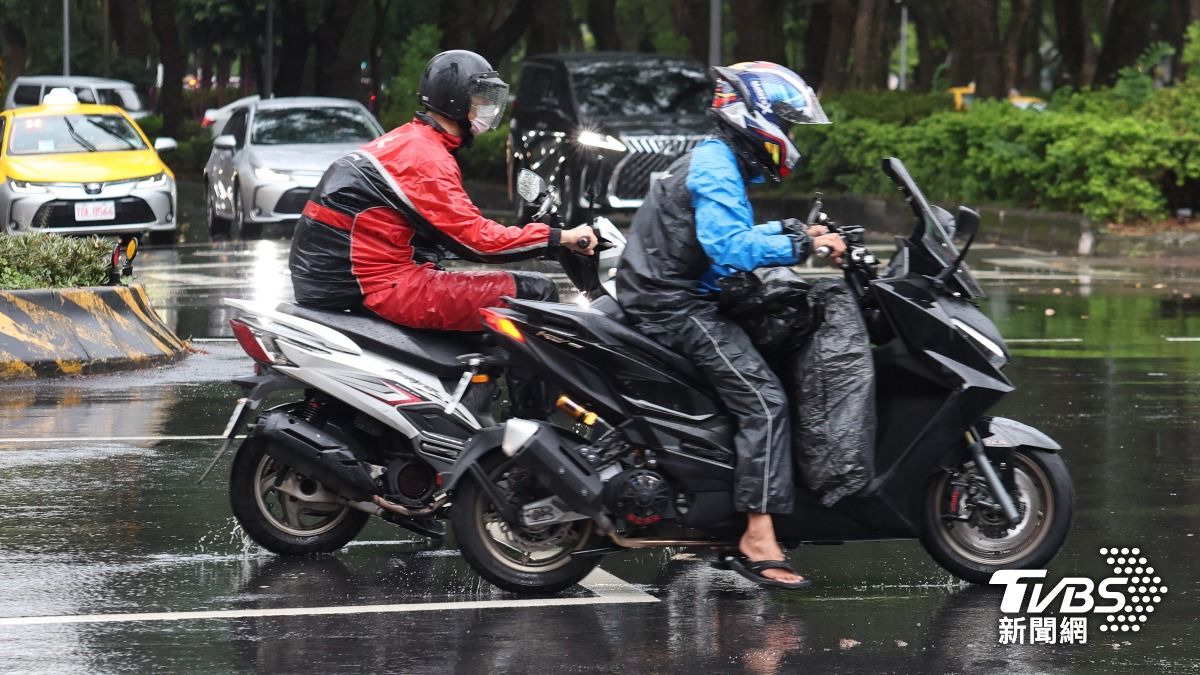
top-left (255, 411), bottom-right (378, 502)
top-left (502, 419), bottom-right (613, 532)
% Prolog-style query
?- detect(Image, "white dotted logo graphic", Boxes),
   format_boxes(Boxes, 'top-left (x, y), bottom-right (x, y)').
top-left (1097, 547), bottom-right (1166, 633)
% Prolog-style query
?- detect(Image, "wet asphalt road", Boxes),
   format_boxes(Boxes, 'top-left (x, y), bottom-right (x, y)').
top-left (1, 222), bottom-right (1199, 672)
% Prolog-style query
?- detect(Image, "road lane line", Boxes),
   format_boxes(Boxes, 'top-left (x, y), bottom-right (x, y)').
top-left (1164, 337), bottom-right (1200, 342)
top-left (1005, 338), bottom-right (1084, 343)
top-left (0, 569), bottom-right (657, 626)
top-left (0, 435), bottom-right (236, 444)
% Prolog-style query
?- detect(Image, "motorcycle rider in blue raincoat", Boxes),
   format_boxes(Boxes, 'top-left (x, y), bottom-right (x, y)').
top-left (615, 62), bottom-right (845, 589)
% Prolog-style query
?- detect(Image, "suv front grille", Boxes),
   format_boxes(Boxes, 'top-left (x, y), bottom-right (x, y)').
top-left (274, 188), bottom-right (313, 215)
top-left (611, 135), bottom-right (704, 201)
top-left (32, 198), bottom-right (156, 229)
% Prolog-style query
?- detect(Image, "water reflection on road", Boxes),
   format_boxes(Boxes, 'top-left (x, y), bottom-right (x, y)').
top-left (0, 239), bottom-right (1196, 673)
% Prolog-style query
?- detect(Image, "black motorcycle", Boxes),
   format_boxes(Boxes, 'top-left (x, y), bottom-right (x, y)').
top-left (443, 159), bottom-right (1074, 595)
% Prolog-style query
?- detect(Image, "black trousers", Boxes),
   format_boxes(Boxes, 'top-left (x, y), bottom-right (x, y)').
top-left (638, 302), bottom-right (794, 515)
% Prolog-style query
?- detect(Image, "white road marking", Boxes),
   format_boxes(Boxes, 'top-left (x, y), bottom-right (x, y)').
top-left (1005, 338), bottom-right (1084, 343)
top-left (1164, 337), bottom-right (1200, 342)
top-left (0, 435), bottom-right (236, 444)
top-left (189, 338), bottom-right (237, 343)
top-left (0, 569), bottom-right (656, 626)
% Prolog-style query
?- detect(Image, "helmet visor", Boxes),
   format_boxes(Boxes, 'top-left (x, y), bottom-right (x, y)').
top-left (772, 84), bottom-right (829, 125)
top-left (468, 73), bottom-right (509, 131)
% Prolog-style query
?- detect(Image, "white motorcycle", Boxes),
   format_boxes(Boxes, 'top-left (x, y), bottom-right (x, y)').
top-left (201, 180), bottom-right (625, 554)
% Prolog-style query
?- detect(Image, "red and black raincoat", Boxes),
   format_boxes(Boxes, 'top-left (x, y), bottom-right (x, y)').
top-left (288, 115), bottom-right (560, 331)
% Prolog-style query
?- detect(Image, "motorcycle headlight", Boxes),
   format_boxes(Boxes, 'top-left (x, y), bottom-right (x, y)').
top-left (577, 130), bottom-right (626, 152)
top-left (136, 172), bottom-right (168, 189)
top-left (9, 179), bottom-right (49, 194)
top-left (952, 318), bottom-right (1006, 360)
top-left (254, 166), bottom-right (290, 182)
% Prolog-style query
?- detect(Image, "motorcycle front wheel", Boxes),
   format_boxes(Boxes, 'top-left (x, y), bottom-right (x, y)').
top-left (452, 453), bottom-right (602, 595)
top-left (229, 437), bottom-right (368, 554)
top-left (920, 446), bottom-right (1073, 584)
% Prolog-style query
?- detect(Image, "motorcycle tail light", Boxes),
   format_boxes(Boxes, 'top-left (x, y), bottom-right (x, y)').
top-left (480, 308), bottom-right (525, 343)
top-left (230, 318), bottom-right (276, 365)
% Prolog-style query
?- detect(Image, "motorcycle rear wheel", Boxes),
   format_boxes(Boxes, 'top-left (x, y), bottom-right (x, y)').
top-left (452, 453), bottom-right (602, 594)
top-left (229, 438), bottom-right (368, 554)
top-left (920, 446), bottom-right (1073, 584)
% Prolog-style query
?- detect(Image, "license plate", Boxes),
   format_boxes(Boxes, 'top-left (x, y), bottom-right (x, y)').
top-left (75, 200), bottom-right (115, 221)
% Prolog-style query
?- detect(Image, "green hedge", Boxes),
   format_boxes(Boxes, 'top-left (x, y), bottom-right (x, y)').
top-left (0, 234), bottom-right (112, 290)
top-left (787, 35), bottom-right (1200, 226)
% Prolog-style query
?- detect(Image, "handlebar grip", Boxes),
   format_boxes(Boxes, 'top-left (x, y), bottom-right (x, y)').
top-left (815, 245), bottom-right (832, 258)
top-left (577, 236), bottom-right (591, 251)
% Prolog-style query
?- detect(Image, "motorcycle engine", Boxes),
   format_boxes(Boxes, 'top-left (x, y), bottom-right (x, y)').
top-left (603, 468), bottom-right (674, 526)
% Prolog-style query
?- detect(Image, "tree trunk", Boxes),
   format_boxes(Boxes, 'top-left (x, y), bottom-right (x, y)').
top-left (313, 0), bottom-right (361, 99)
top-left (234, 0), bottom-right (265, 95)
top-left (672, 0), bottom-right (709, 63)
top-left (0, 21), bottom-right (28, 84)
top-left (820, 0), bottom-right (855, 93)
top-left (972, 0), bottom-right (1004, 98)
top-left (198, 46), bottom-right (213, 90)
top-left (527, 0), bottom-right (562, 56)
top-left (802, 2), bottom-right (831, 88)
top-left (1003, 0), bottom-right (1033, 93)
top-left (148, 0), bottom-right (185, 136)
top-left (369, 0), bottom-right (392, 111)
top-left (947, 0), bottom-right (974, 86)
top-left (110, 0), bottom-right (148, 63)
top-left (273, 0), bottom-right (311, 97)
top-left (1019, 0), bottom-right (1045, 92)
top-left (912, 0), bottom-right (949, 91)
top-left (439, 0), bottom-right (473, 51)
top-left (848, 0), bottom-right (888, 90)
top-left (477, 0), bottom-right (534, 67)
top-left (731, 0), bottom-right (786, 64)
top-left (588, 0), bottom-right (620, 52)
top-left (1095, 0), bottom-right (1152, 86)
top-left (217, 53), bottom-right (232, 90)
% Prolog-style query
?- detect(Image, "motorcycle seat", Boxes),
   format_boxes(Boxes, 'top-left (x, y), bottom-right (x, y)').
top-left (585, 296), bottom-right (708, 386)
top-left (278, 303), bottom-right (484, 378)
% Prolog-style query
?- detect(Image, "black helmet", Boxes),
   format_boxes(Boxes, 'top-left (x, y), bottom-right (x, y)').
top-left (419, 50), bottom-right (509, 137)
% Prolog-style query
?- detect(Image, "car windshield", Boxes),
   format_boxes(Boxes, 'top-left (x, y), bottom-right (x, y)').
top-left (569, 62), bottom-right (710, 117)
top-left (250, 107), bottom-right (379, 145)
top-left (7, 114), bottom-right (147, 155)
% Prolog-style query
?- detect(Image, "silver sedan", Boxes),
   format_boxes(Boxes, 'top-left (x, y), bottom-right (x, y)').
top-left (203, 97), bottom-right (384, 239)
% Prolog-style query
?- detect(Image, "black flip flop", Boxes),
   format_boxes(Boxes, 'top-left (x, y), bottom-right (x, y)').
top-left (724, 556), bottom-right (814, 590)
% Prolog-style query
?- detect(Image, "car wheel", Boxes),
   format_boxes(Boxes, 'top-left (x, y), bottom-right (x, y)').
top-left (206, 181), bottom-right (231, 240)
top-left (232, 182), bottom-right (262, 240)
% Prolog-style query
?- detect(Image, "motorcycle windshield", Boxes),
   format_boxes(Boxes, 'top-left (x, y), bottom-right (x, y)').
top-left (882, 158), bottom-right (985, 299)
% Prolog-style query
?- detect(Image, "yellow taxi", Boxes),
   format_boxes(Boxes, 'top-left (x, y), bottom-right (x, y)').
top-left (0, 87), bottom-right (179, 244)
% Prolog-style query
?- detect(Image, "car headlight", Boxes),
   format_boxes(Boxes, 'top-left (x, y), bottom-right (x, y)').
top-left (576, 130), bottom-right (626, 152)
top-left (9, 179), bottom-right (49, 194)
top-left (136, 172), bottom-right (168, 189)
top-left (952, 318), bottom-right (1006, 360)
top-left (254, 166), bottom-right (291, 182)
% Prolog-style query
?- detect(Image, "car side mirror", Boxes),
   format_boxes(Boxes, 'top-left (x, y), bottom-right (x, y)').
top-left (214, 134), bottom-right (236, 151)
top-left (153, 137), bottom-right (177, 153)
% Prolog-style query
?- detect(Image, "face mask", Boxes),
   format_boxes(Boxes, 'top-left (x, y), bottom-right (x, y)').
top-left (469, 103), bottom-right (500, 136)
top-left (470, 116), bottom-right (492, 136)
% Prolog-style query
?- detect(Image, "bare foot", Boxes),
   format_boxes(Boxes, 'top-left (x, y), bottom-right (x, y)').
top-left (740, 514), bottom-right (805, 584)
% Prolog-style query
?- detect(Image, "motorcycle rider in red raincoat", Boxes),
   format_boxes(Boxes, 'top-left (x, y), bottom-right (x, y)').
top-left (289, 50), bottom-right (596, 331)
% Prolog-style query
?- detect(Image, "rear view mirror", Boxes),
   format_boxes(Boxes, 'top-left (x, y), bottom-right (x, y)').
top-left (153, 137), bottom-right (177, 153)
top-left (955, 206), bottom-right (981, 239)
top-left (214, 134), bottom-right (236, 151)
top-left (517, 169), bottom-right (546, 203)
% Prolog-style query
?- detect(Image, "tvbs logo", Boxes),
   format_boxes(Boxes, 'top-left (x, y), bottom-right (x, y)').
top-left (988, 547), bottom-right (1167, 645)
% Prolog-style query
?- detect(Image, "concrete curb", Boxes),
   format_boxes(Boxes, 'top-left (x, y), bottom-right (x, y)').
top-left (0, 284), bottom-right (187, 380)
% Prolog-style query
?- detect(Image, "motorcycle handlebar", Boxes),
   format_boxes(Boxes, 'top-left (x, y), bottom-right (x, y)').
top-left (815, 245), bottom-right (833, 258)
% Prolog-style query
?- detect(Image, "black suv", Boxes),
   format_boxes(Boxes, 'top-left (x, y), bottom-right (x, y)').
top-left (508, 52), bottom-right (713, 224)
